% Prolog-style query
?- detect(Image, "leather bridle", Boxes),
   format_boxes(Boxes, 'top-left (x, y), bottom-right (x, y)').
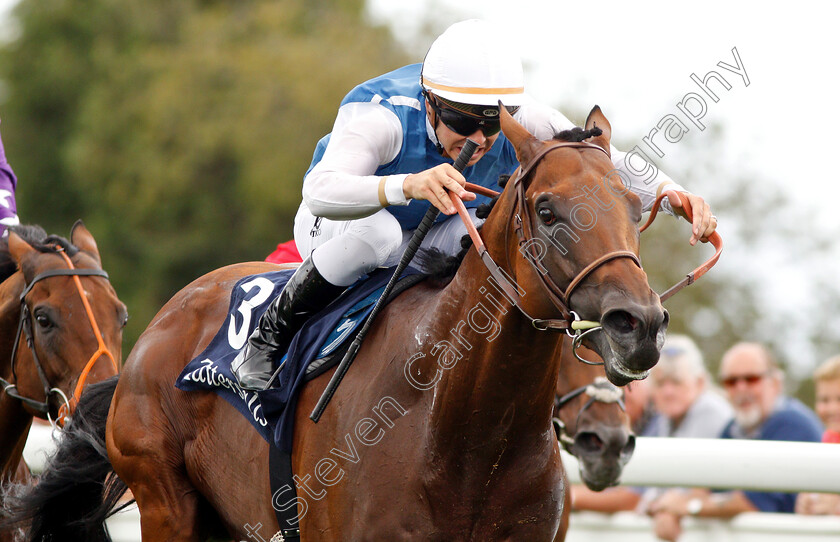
top-left (455, 141), bottom-right (641, 332)
top-left (455, 140), bottom-right (723, 341)
top-left (553, 376), bottom-right (625, 454)
top-left (0, 248), bottom-right (117, 427)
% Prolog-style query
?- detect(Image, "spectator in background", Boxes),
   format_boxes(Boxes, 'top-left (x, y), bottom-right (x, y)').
top-left (645, 335), bottom-right (733, 439)
top-left (796, 355), bottom-right (840, 515)
top-left (637, 335), bottom-right (733, 536)
top-left (648, 342), bottom-right (823, 541)
top-left (626, 377), bottom-right (658, 437)
top-left (0, 121), bottom-right (19, 237)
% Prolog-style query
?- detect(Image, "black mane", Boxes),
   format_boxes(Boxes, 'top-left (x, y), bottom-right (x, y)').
top-left (553, 126), bottom-right (602, 143)
top-left (0, 225), bottom-right (79, 282)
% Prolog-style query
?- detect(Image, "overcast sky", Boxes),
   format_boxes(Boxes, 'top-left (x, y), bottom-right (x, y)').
top-left (366, 0), bottom-right (840, 228)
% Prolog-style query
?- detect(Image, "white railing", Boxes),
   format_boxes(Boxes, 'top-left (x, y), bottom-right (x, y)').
top-left (22, 425), bottom-right (840, 541)
top-left (560, 437), bottom-right (840, 493)
top-left (566, 511), bottom-right (840, 542)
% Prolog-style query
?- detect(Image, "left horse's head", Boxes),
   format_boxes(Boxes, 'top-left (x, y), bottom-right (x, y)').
top-left (554, 337), bottom-right (634, 491)
top-left (495, 105), bottom-right (668, 385)
top-left (5, 221), bottom-right (127, 420)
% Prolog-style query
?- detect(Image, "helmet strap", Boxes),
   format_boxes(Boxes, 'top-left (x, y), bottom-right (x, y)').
top-left (422, 90), bottom-right (446, 156)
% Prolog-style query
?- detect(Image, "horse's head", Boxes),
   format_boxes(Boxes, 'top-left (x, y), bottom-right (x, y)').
top-left (494, 105), bottom-right (668, 386)
top-left (5, 221), bottom-right (127, 420)
top-left (554, 337), bottom-right (633, 491)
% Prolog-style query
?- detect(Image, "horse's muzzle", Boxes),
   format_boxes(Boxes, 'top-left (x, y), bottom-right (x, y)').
top-left (589, 302), bottom-right (669, 386)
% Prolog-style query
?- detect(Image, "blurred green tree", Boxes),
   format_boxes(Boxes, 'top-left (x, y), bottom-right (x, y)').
top-left (0, 0), bottom-right (408, 349)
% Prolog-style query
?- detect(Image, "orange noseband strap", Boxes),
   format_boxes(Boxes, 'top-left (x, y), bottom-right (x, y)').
top-left (55, 250), bottom-right (118, 426)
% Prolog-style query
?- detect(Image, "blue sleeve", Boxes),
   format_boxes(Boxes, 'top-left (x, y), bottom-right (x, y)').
top-left (761, 409), bottom-right (823, 443)
top-left (741, 408), bottom-right (822, 512)
top-left (0, 127), bottom-right (19, 236)
top-left (743, 488), bottom-right (796, 513)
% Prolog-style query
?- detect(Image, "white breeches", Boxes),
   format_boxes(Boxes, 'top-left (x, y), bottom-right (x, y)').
top-left (293, 203), bottom-right (483, 286)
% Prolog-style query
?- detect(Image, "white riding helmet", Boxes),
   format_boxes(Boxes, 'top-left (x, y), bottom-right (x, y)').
top-left (421, 20), bottom-right (526, 107)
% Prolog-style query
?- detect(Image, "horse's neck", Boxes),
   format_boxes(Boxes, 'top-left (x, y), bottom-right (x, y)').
top-left (423, 248), bottom-right (563, 452)
top-left (0, 273), bottom-right (33, 474)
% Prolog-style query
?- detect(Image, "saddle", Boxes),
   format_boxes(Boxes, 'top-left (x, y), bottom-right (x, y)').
top-left (174, 257), bottom-right (427, 540)
top-left (175, 266), bottom-right (425, 449)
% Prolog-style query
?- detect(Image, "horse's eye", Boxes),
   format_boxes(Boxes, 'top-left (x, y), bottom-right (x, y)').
top-left (538, 207), bottom-right (557, 225)
top-left (33, 309), bottom-right (54, 330)
top-left (121, 312), bottom-right (130, 329)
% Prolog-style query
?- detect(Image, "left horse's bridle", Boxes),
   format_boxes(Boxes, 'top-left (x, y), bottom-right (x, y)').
top-left (0, 248), bottom-right (117, 427)
top-left (552, 377), bottom-right (625, 454)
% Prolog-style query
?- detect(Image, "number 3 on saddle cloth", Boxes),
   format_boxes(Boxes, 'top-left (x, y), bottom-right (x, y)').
top-left (175, 264), bottom-right (424, 452)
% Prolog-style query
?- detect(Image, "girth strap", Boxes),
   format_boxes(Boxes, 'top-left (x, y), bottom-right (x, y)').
top-left (268, 444), bottom-right (302, 541)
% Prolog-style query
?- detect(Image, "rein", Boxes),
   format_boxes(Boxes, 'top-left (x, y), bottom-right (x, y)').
top-left (453, 141), bottom-right (638, 332)
top-left (453, 140), bottom-right (723, 359)
top-left (0, 248), bottom-right (116, 427)
top-left (639, 190), bottom-right (723, 302)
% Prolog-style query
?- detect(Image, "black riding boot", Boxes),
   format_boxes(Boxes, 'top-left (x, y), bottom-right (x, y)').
top-left (232, 257), bottom-right (344, 391)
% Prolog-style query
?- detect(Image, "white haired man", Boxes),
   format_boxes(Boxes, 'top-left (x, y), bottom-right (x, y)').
top-left (648, 342), bottom-right (822, 541)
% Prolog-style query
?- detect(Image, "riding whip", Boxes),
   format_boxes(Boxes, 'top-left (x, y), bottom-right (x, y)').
top-left (310, 139), bottom-right (479, 422)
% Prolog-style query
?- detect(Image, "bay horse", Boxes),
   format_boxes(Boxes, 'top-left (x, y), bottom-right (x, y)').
top-left (9, 106), bottom-right (668, 541)
top-left (0, 222), bottom-right (126, 541)
top-left (554, 336), bottom-right (633, 493)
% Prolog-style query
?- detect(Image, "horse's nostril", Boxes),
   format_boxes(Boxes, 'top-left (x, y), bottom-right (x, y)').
top-left (575, 431), bottom-right (604, 454)
top-left (603, 310), bottom-right (638, 335)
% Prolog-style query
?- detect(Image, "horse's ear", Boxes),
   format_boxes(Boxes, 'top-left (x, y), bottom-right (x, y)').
top-left (584, 105), bottom-right (612, 154)
top-left (500, 101), bottom-right (543, 167)
top-left (7, 229), bottom-right (35, 266)
top-left (70, 220), bottom-right (102, 266)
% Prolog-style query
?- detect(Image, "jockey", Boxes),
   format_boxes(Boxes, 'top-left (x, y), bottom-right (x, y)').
top-left (232, 19), bottom-right (718, 391)
top-left (0, 121), bottom-right (19, 238)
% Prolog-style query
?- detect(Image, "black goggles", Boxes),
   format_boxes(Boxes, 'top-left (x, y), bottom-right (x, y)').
top-left (428, 97), bottom-right (519, 137)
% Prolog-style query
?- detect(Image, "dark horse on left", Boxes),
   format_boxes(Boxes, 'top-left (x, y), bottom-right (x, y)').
top-left (0, 222), bottom-right (127, 542)
top-left (3, 107), bottom-right (669, 541)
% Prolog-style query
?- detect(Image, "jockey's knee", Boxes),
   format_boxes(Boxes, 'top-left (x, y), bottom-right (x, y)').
top-left (344, 220), bottom-right (402, 266)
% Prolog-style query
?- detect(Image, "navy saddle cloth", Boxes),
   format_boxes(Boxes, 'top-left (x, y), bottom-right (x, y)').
top-left (175, 266), bottom-right (423, 451)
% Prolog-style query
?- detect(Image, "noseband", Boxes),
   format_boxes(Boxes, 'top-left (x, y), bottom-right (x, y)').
top-left (553, 376), bottom-right (625, 454)
top-left (0, 248), bottom-right (116, 427)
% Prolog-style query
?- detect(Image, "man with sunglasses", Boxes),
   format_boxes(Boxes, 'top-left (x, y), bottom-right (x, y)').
top-left (232, 19), bottom-right (718, 391)
top-left (648, 342), bottom-right (822, 541)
